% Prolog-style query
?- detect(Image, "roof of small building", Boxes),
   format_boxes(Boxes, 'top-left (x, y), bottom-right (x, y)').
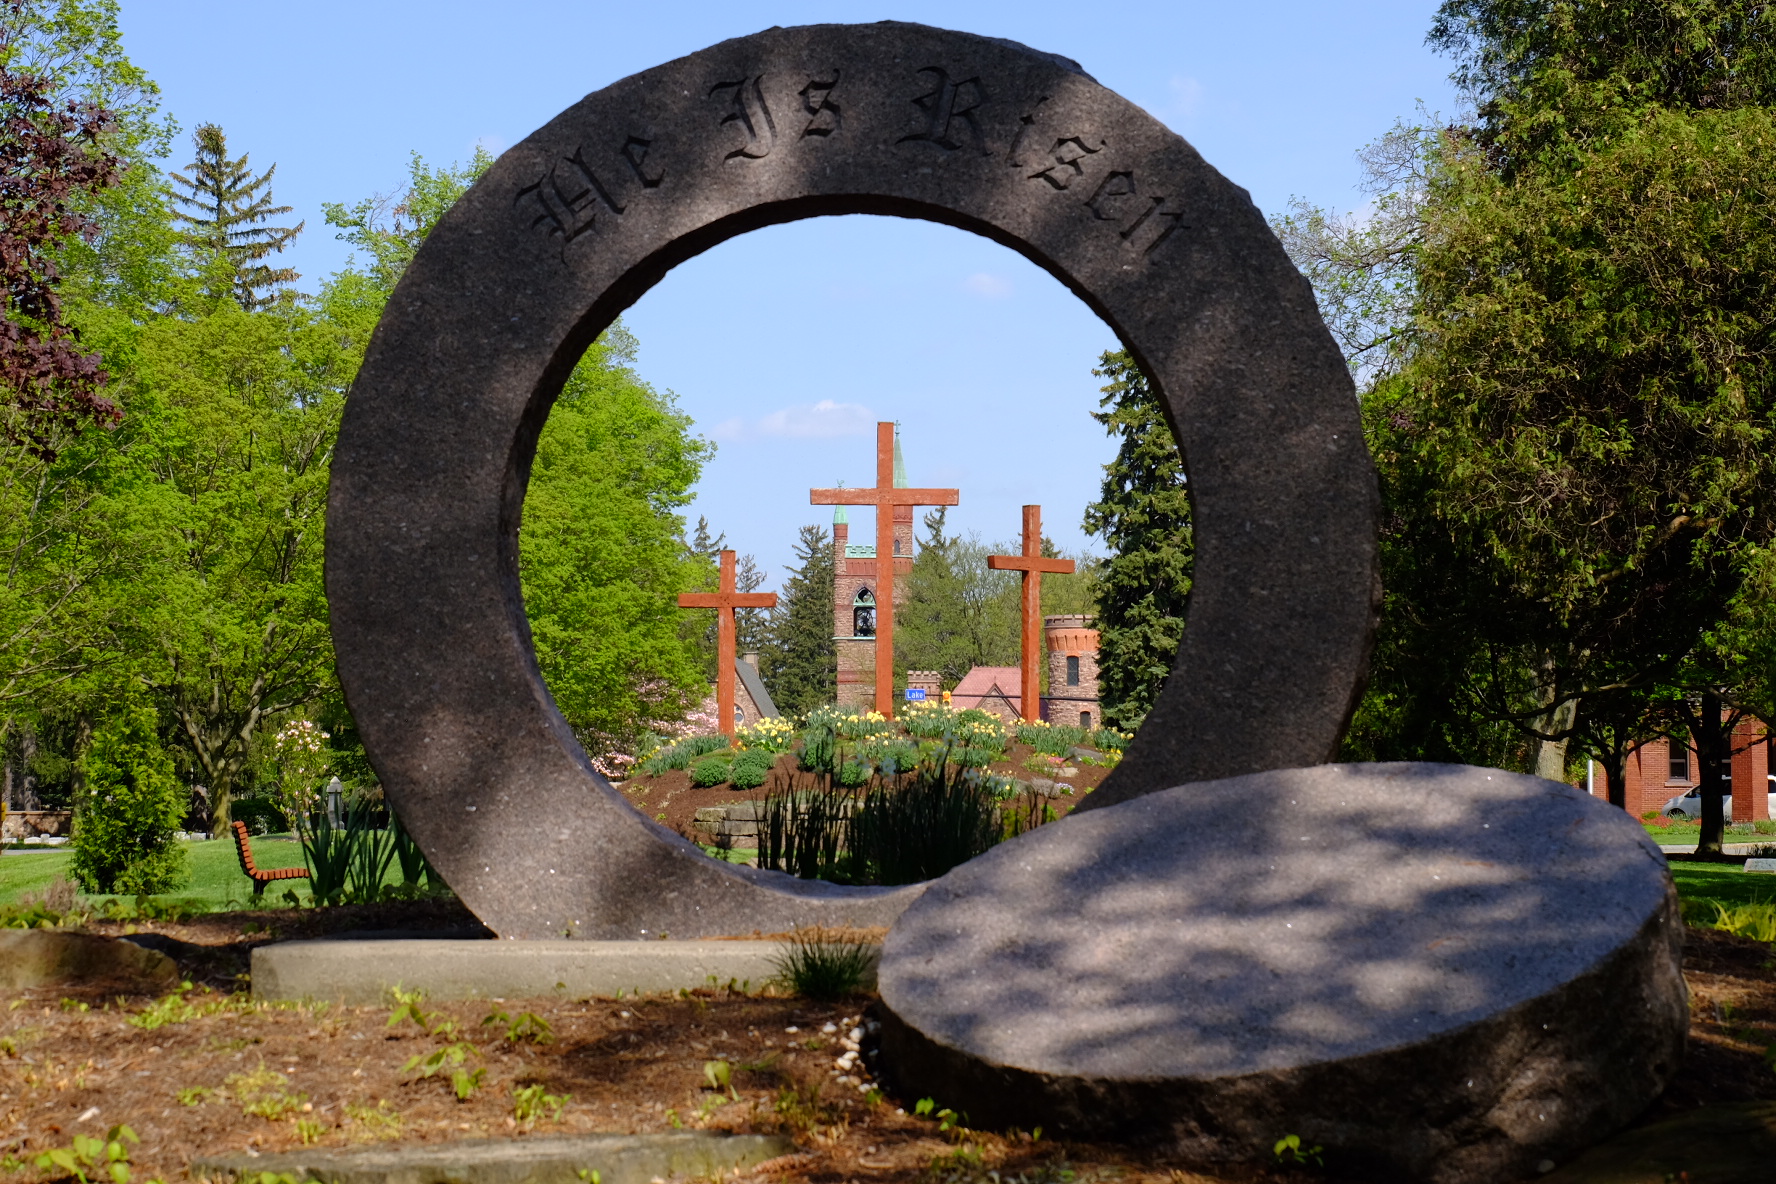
top-left (736, 660), bottom-right (780, 718)
top-left (950, 666), bottom-right (1022, 711)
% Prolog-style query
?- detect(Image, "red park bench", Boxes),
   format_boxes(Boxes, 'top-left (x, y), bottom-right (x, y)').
top-left (230, 819), bottom-right (311, 897)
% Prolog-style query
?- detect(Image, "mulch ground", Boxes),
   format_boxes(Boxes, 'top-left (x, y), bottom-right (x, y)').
top-left (2, 915), bottom-right (1772, 1184)
top-left (618, 743), bottom-right (1106, 839)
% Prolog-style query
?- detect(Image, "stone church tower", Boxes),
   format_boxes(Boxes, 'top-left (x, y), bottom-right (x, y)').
top-left (832, 432), bottom-right (915, 711)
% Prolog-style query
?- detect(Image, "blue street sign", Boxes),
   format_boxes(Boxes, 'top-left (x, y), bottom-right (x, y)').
top-left (905, 688), bottom-right (927, 701)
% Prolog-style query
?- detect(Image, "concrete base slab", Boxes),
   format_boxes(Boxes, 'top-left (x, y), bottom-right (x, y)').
top-left (191, 1132), bottom-right (793, 1184)
top-left (251, 939), bottom-right (868, 1004)
top-left (878, 763), bottom-right (1686, 1184)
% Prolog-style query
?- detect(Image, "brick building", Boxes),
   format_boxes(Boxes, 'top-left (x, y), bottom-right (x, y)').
top-left (830, 434), bottom-right (917, 711)
top-left (1042, 614), bottom-right (1101, 729)
top-left (1584, 716), bottom-right (1771, 820)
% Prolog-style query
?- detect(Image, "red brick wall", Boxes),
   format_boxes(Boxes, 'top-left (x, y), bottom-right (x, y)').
top-left (1587, 718), bottom-right (1769, 819)
top-left (832, 509), bottom-right (913, 711)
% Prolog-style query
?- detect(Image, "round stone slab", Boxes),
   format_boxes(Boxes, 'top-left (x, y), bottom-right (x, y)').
top-left (326, 22), bottom-right (1376, 937)
top-left (876, 764), bottom-right (1686, 1183)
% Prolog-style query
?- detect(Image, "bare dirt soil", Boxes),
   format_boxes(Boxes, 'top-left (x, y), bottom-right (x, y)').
top-left (3, 919), bottom-right (1774, 1184)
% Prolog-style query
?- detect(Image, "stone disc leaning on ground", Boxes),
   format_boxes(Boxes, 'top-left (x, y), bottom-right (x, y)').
top-left (875, 764), bottom-right (1686, 1184)
top-left (326, 21), bottom-right (1377, 939)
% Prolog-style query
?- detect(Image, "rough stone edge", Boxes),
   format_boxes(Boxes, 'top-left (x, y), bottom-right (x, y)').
top-left (190, 1132), bottom-right (794, 1184)
top-left (874, 882), bottom-right (1685, 1184)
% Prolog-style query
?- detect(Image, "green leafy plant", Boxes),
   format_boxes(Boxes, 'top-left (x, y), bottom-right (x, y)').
top-left (1273, 1134), bottom-right (1324, 1168)
top-left (387, 988), bottom-right (453, 1036)
top-left (403, 1041), bottom-right (483, 1100)
top-left (512, 1082), bottom-right (570, 1124)
top-left (294, 1118), bottom-right (325, 1145)
top-left (690, 755), bottom-right (733, 787)
top-left (34, 1126), bottom-right (137, 1184)
top-left (727, 748), bottom-right (776, 790)
top-left (847, 750), bottom-right (1002, 884)
top-left (345, 1100), bottom-right (402, 1137)
top-left (702, 1059), bottom-right (738, 1100)
top-left (770, 928), bottom-right (877, 1000)
top-left (482, 1008), bottom-right (553, 1045)
top-left (226, 1065), bottom-right (309, 1120)
top-left (1707, 900), bottom-right (1776, 943)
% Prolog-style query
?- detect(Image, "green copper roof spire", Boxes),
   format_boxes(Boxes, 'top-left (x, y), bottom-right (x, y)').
top-left (833, 505), bottom-right (848, 525)
top-left (893, 425), bottom-right (908, 488)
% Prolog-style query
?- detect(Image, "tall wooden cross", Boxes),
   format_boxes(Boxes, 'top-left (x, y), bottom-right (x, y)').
top-left (678, 549), bottom-right (776, 737)
top-left (811, 422), bottom-right (958, 719)
top-left (988, 505), bottom-right (1075, 722)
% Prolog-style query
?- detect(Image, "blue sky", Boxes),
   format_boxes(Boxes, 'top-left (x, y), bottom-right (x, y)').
top-left (120, 1), bottom-right (1458, 584)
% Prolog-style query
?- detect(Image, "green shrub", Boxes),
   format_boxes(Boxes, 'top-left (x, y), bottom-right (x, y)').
top-left (770, 929), bottom-right (877, 1000)
top-left (728, 749), bottom-right (775, 790)
top-left (1706, 900), bottom-right (1776, 943)
top-left (690, 755), bottom-right (733, 787)
top-left (69, 706), bottom-right (190, 896)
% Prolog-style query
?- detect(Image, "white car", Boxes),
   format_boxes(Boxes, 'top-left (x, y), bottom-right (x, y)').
top-left (1663, 784), bottom-right (1774, 819)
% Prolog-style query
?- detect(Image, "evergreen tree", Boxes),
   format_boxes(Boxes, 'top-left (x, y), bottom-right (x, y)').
top-left (896, 508), bottom-right (1020, 685)
top-left (759, 525), bottom-right (834, 715)
top-left (1083, 350), bottom-right (1193, 731)
top-left (169, 123), bottom-right (302, 310)
top-left (69, 701), bottom-right (188, 895)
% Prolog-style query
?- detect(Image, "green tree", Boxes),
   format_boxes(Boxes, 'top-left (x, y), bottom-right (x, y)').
top-left (68, 700), bottom-right (187, 894)
top-left (895, 507), bottom-right (1019, 687)
top-left (758, 524), bottom-right (835, 716)
top-left (168, 123), bottom-right (302, 310)
top-left (1083, 350), bottom-right (1194, 731)
top-left (519, 324), bottom-right (714, 758)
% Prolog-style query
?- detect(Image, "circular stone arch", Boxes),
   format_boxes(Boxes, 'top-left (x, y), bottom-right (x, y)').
top-left (326, 22), bottom-right (1378, 940)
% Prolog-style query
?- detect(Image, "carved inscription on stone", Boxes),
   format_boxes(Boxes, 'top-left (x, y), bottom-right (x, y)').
top-left (515, 145), bottom-right (631, 243)
top-left (710, 76), bottom-right (777, 161)
top-left (1028, 135), bottom-right (1105, 191)
top-left (898, 67), bottom-right (989, 154)
top-left (800, 75), bottom-right (842, 138)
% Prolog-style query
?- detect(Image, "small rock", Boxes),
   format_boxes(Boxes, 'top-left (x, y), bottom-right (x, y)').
top-left (0, 931), bottom-right (177, 991)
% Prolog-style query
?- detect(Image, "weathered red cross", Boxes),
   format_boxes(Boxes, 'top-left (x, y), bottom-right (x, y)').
top-left (677, 549), bottom-right (777, 737)
top-left (811, 423), bottom-right (959, 719)
top-left (988, 505), bottom-right (1075, 723)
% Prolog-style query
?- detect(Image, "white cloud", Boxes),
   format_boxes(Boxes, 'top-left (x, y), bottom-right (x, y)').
top-left (712, 399), bottom-right (875, 441)
top-left (963, 272), bottom-right (1013, 298)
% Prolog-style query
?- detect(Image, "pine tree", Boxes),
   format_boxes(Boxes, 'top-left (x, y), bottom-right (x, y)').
top-left (169, 123), bottom-right (302, 310)
top-left (1083, 350), bottom-right (1194, 730)
top-left (759, 525), bottom-right (835, 715)
top-left (898, 508), bottom-right (980, 685)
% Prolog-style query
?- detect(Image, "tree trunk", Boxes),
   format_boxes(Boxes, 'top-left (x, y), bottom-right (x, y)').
top-left (1603, 749), bottom-right (1630, 810)
top-left (1534, 696), bottom-right (1578, 781)
top-left (1697, 691), bottom-right (1726, 856)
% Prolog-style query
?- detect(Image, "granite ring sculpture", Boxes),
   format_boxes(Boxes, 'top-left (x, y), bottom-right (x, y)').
top-left (326, 21), bottom-right (1378, 940)
top-left (328, 22), bottom-right (1684, 1181)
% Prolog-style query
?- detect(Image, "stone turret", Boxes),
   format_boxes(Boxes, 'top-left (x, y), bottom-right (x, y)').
top-left (1043, 614), bottom-right (1100, 730)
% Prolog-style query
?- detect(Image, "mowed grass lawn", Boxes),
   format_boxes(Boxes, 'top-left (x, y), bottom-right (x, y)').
top-left (0, 833), bottom-right (381, 912)
top-left (3, 835), bottom-right (1774, 921)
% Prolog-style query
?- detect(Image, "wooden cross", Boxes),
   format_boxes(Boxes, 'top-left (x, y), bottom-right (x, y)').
top-left (811, 422), bottom-right (958, 719)
top-left (988, 505), bottom-right (1075, 722)
top-left (678, 549), bottom-right (776, 737)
